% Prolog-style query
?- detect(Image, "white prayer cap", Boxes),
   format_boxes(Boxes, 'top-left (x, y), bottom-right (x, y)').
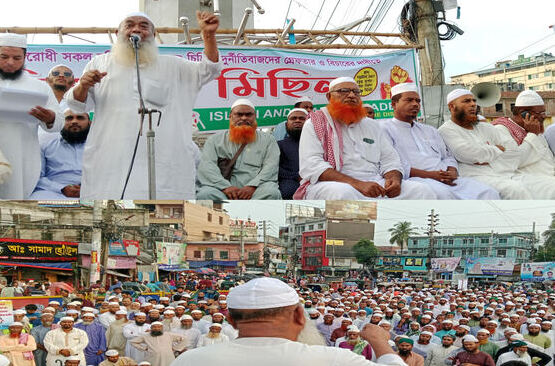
top-left (442, 319), bottom-right (453, 324)
top-left (181, 315), bottom-right (193, 321)
top-left (504, 327), bottom-right (517, 333)
top-left (0, 33), bottom-right (27, 48)
top-left (148, 309), bottom-right (160, 313)
top-left (198, 300), bottom-right (207, 304)
top-left (477, 329), bottom-right (490, 334)
top-left (48, 301), bottom-right (60, 305)
top-left (287, 108), bottom-right (308, 118)
top-left (510, 333), bottom-right (525, 341)
top-left (66, 356), bottom-right (80, 361)
top-left (60, 317), bottom-right (75, 322)
top-left (40, 313), bottom-right (54, 317)
top-left (68, 301), bottom-right (81, 306)
top-left (515, 90), bottom-right (544, 107)
top-left (231, 98), bottom-right (255, 111)
top-left (13, 309), bottom-right (26, 315)
top-left (108, 302), bottom-right (120, 306)
top-left (391, 83), bottom-right (419, 97)
top-left (123, 12), bottom-right (154, 25)
top-left (82, 313), bottom-right (95, 318)
top-left (462, 335), bottom-right (478, 343)
top-left (528, 323), bottom-right (541, 328)
top-left (44, 307), bottom-right (56, 312)
top-left (329, 77), bottom-right (357, 89)
top-left (191, 310), bottom-right (202, 314)
top-left (227, 277), bottom-right (299, 310)
top-left (213, 312), bottom-right (224, 317)
top-left (307, 308), bottom-right (319, 315)
top-left (82, 307), bottom-right (95, 312)
top-left (163, 310), bottom-right (175, 315)
top-left (105, 350), bottom-right (119, 357)
top-left (150, 321), bottom-right (163, 326)
top-left (116, 310), bottom-right (127, 315)
top-left (378, 320), bottom-right (390, 326)
top-left (421, 331), bottom-right (433, 336)
top-left (294, 96), bottom-right (313, 104)
top-left (138, 363), bottom-right (151, 366)
top-left (134, 312), bottom-right (146, 317)
top-left (209, 323), bottom-right (222, 329)
top-left (447, 88), bottom-right (473, 104)
top-left (421, 314), bottom-right (432, 319)
top-left (159, 297), bottom-right (170, 301)
top-left (66, 310), bottom-right (79, 315)
top-left (9, 322), bottom-right (23, 327)
top-left (347, 325), bottom-right (360, 333)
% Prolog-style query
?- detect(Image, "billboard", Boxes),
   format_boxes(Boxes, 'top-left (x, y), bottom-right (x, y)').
top-left (155, 242), bottom-right (185, 265)
top-left (521, 262), bottom-right (555, 282)
top-left (24, 45), bottom-right (417, 131)
top-left (325, 201), bottom-right (377, 221)
top-left (0, 300), bottom-right (14, 329)
top-left (376, 256), bottom-right (427, 271)
top-left (465, 257), bottom-right (515, 275)
top-left (0, 238), bottom-right (78, 261)
top-left (431, 257), bottom-right (461, 273)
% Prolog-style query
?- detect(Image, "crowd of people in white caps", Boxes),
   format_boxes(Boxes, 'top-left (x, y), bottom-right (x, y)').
top-left (0, 276), bottom-right (554, 366)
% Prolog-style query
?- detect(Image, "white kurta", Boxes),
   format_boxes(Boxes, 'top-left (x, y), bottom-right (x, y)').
top-left (122, 322), bottom-right (151, 361)
top-left (196, 333), bottom-right (229, 347)
top-left (170, 337), bottom-right (407, 366)
top-left (43, 328), bottom-right (89, 366)
top-left (0, 73), bottom-right (63, 198)
top-left (438, 120), bottom-right (533, 199)
top-left (298, 108), bottom-right (436, 200)
top-left (383, 118), bottom-right (499, 199)
top-left (496, 350), bottom-right (532, 366)
top-left (170, 327), bottom-right (201, 350)
top-left (66, 52), bottom-right (221, 199)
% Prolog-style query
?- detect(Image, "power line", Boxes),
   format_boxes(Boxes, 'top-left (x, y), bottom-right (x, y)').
top-left (311, 0), bottom-right (327, 30)
top-left (324, 0), bottom-right (342, 30)
top-left (282, 0), bottom-right (293, 29)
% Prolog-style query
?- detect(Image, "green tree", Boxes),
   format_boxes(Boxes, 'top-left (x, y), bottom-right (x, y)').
top-left (388, 221), bottom-right (418, 254)
top-left (353, 238), bottom-right (379, 269)
top-left (534, 213), bottom-right (555, 261)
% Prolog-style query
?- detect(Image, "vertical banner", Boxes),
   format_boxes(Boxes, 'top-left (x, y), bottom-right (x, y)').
top-left (25, 45), bottom-right (417, 131)
top-left (0, 300), bottom-right (14, 329)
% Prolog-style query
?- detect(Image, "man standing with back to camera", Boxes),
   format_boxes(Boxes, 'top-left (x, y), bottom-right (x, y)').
top-left (66, 11), bottom-right (221, 199)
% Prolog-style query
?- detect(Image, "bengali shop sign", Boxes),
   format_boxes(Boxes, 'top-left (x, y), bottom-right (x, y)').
top-left (465, 257), bottom-right (515, 276)
top-left (521, 262), bottom-right (555, 282)
top-left (0, 238), bottom-right (78, 261)
top-left (431, 257), bottom-right (461, 273)
top-left (24, 44), bottom-right (417, 131)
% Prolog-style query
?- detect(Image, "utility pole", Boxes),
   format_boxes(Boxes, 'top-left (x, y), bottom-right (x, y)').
top-left (239, 220), bottom-right (244, 276)
top-left (489, 230), bottom-right (495, 257)
top-left (262, 220), bottom-right (269, 273)
top-left (427, 209), bottom-right (439, 280)
top-left (414, 0), bottom-right (445, 85)
top-left (100, 200), bottom-right (114, 287)
top-left (89, 200), bottom-right (103, 287)
top-left (531, 221), bottom-right (537, 261)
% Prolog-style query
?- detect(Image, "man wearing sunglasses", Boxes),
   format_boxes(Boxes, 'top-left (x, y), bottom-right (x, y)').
top-left (295, 76), bottom-right (436, 200)
top-left (46, 65), bottom-right (75, 103)
top-left (66, 11), bottom-right (221, 199)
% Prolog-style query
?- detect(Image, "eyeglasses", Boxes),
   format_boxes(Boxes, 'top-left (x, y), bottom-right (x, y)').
top-left (330, 88), bottom-right (361, 96)
top-left (51, 71), bottom-right (73, 77)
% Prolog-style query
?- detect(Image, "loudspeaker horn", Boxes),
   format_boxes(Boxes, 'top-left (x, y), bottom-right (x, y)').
top-left (471, 82), bottom-right (501, 108)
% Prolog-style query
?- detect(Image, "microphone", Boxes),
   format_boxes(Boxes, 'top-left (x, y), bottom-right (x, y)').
top-left (129, 34), bottom-right (141, 48)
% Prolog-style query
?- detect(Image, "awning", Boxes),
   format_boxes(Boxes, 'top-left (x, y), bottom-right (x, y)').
top-left (0, 261), bottom-right (73, 271)
top-left (158, 264), bottom-right (188, 272)
top-left (188, 260), bottom-right (238, 268)
top-left (105, 270), bottom-right (131, 278)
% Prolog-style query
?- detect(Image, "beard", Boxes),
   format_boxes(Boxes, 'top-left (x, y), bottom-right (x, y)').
top-left (43, 322), bottom-right (53, 327)
top-left (53, 84), bottom-right (68, 92)
top-left (296, 319), bottom-right (326, 346)
top-left (150, 330), bottom-right (163, 336)
top-left (453, 106), bottom-right (478, 126)
top-left (182, 324), bottom-right (192, 330)
top-left (327, 97), bottom-right (367, 125)
top-left (398, 349), bottom-right (411, 357)
top-left (81, 321), bottom-right (93, 325)
top-left (528, 331), bottom-right (539, 336)
top-left (61, 125), bottom-right (90, 144)
top-left (0, 66), bottom-right (24, 80)
top-left (111, 34), bottom-right (159, 67)
top-left (135, 320), bottom-right (145, 326)
top-left (287, 126), bottom-right (302, 141)
top-left (229, 122), bottom-right (257, 145)
top-left (207, 332), bottom-right (221, 339)
top-left (347, 337), bottom-right (360, 346)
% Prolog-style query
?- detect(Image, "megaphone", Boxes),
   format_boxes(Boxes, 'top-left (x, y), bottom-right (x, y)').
top-left (471, 82), bottom-right (501, 108)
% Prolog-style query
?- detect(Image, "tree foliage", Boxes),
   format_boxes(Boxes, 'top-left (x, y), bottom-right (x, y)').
top-left (353, 238), bottom-right (379, 268)
top-left (535, 214), bottom-right (555, 262)
top-left (388, 221), bottom-right (418, 253)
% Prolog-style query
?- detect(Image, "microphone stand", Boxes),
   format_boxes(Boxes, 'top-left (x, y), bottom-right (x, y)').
top-left (120, 37), bottom-right (162, 199)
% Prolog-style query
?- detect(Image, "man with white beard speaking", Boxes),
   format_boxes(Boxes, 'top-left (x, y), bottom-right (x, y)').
top-left (66, 11), bottom-right (221, 199)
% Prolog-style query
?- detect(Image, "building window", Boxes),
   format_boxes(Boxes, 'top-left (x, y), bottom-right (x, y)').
top-left (448, 239), bottom-right (454, 245)
top-left (468, 239), bottom-right (474, 244)
top-left (219, 216), bottom-right (223, 225)
top-left (499, 238), bottom-right (507, 244)
top-left (318, 223), bottom-right (324, 229)
top-left (545, 71), bottom-right (551, 77)
top-left (481, 238), bottom-right (489, 244)
top-left (528, 75), bottom-right (532, 80)
top-left (495, 103), bottom-right (503, 112)
top-left (41, 232), bottom-right (53, 241)
top-left (479, 249), bottom-right (488, 256)
top-left (220, 251), bottom-right (228, 259)
top-left (194, 250), bottom-right (201, 258)
top-left (205, 250), bottom-right (214, 260)
top-left (207, 213), bottom-right (212, 222)
top-left (497, 249), bottom-right (506, 256)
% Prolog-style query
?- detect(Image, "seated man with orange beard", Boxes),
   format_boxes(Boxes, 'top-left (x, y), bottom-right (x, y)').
top-left (196, 99), bottom-right (281, 200)
top-left (294, 77), bottom-right (436, 200)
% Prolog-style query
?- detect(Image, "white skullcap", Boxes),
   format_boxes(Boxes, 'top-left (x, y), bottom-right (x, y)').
top-left (124, 12), bottom-right (154, 25)
top-left (9, 322), bottom-right (23, 327)
top-left (528, 323), bottom-right (541, 328)
top-left (231, 98), bottom-right (255, 110)
top-left (307, 308), bottom-right (319, 315)
top-left (477, 329), bottom-right (490, 334)
top-left (40, 313), bottom-right (54, 317)
top-left (515, 90), bottom-right (544, 107)
top-left (109, 302), bottom-right (120, 306)
top-left (68, 301), bottom-right (81, 306)
top-left (209, 323), bottom-right (222, 328)
top-left (442, 319), bottom-right (453, 324)
top-left (181, 315), bottom-right (193, 321)
top-left (511, 334), bottom-right (525, 341)
top-left (542, 320), bottom-right (551, 324)
top-left (138, 363), bottom-right (151, 366)
top-left (458, 325), bottom-right (470, 331)
top-left (421, 314), bottom-right (432, 319)
top-left (378, 320), bottom-right (390, 326)
top-left (105, 350), bottom-right (119, 357)
top-left (295, 96), bottom-right (313, 104)
top-left (65, 356), bottom-right (81, 362)
top-left (13, 310), bottom-right (26, 315)
top-left (391, 83), bottom-right (419, 97)
top-left (227, 277), bottom-right (299, 310)
top-left (150, 321), bottom-right (163, 326)
top-left (447, 89), bottom-right (473, 104)
top-left (159, 297), bottom-right (169, 301)
top-left (191, 310), bottom-right (202, 314)
top-left (163, 310), bottom-right (175, 315)
top-left (116, 310), bottom-right (127, 315)
top-left (329, 77), bottom-right (357, 89)
top-left (504, 327), bottom-right (517, 333)
top-left (82, 313), bottom-right (95, 318)
top-left (60, 317), bottom-right (75, 322)
top-left (347, 325), bottom-right (360, 332)
top-left (421, 331), bottom-right (433, 336)
top-left (44, 307), bottom-right (56, 312)
top-left (66, 310), bottom-right (79, 315)
top-left (0, 33), bottom-right (27, 48)
top-left (463, 335), bottom-right (478, 343)
top-left (49, 301), bottom-right (60, 305)
top-left (134, 312), bottom-right (147, 317)
top-left (213, 312), bottom-right (224, 317)
top-left (81, 307), bottom-right (95, 312)
top-left (198, 300), bottom-right (207, 304)
top-left (154, 305), bottom-right (164, 310)
top-left (149, 309), bottom-right (159, 313)
top-left (287, 108), bottom-right (308, 118)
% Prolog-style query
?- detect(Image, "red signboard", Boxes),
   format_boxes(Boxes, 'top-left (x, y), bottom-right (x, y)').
top-left (0, 238), bottom-right (78, 261)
